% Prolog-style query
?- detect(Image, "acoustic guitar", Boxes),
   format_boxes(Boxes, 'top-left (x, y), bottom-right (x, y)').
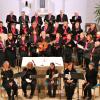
top-left (37, 40), bottom-right (56, 52)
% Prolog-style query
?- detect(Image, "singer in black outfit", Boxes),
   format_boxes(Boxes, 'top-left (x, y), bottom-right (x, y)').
top-left (1, 61), bottom-right (18, 100)
top-left (21, 62), bottom-right (37, 99)
top-left (83, 62), bottom-right (97, 100)
top-left (64, 62), bottom-right (77, 100)
top-left (46, 62), bottom-right (59, 97)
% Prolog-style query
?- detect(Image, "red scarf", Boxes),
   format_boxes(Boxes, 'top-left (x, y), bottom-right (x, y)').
top-left (0, 27), bottom-right (3, 33)
top-left (35, 16), bottom-right (38, 24)
top-left (33, 34), bottom-right (37, 43)
top-left (64, 27), bottom-right (67, 34)
top-left (11, 27), bottom-right (16, 35)
top-left (55, 37), bottom-right (59, 43)
top-left (54, 27), bottom-right (57, 34)
top-left (23, 27), bottom-right (27, 34)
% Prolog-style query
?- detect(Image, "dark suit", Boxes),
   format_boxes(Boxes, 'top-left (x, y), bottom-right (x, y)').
top-left (44, 15), bottom-right (55, 26)
top-left (6, 15), bottom-right (17, 29)
top-left (70, 16), bottom-right (82, 29)
top-left (56, 14), bottom-right (68, 22)
top-left (31, 16), bottom-right (43, 26)
top-left (19, 15), bottom-right (29, 29)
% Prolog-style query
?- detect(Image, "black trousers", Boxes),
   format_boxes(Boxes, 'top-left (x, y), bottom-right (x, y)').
top-left (65, 82), bottom-right (76, 100)
top-left (22, 80), bottom-right (36, 95)
top-left (77, 51), bottom-right (83, 65)
top-left (3, 81), bottom-right (18, 100)
top-left (83, 82), bottom-right (94, 98)
top-left (84, 57), bottom-right (90, 69)
top-left (47, 82), bottom-right (57, 97)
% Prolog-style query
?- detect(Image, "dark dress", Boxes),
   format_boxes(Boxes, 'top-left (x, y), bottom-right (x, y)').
top-left (1, 68), bottom-right (18, 100)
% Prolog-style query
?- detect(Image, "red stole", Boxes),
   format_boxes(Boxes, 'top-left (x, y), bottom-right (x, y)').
top-left (11, 27), bottom-right (16, 35)
top-left (0, 27), bottom-right (3, 33)
top-left (54, 27), bottom-right (57, 34)
top-left (44, 26), bottom-right (47, 32)
top-left (55, 37), bottom-right (59, 43)
top-left (33, 34), bottom-right (37, 44)
top-left (35, 16), bottom-right (38, 24)
top-left (23, 27), bottom-right (27, 34)
top-left (64, 26), bottom-right (67, 34)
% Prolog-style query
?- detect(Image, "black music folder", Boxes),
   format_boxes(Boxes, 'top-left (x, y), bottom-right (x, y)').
top-left (71, 73), bottom-right (84, 79)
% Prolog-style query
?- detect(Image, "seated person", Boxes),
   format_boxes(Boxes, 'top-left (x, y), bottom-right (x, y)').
top-left (1, 61), bottom-right (18, 100)
top-left (82, 62), bottom-right (97, 100)
top-left (64, 62), bottom-right (77, 100)
top-left (21, 62), bottom-right (37, 98)
top-left (46, 62), bottom-right (59, 97)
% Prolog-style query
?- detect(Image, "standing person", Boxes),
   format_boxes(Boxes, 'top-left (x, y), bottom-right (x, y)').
top-left (0, 36), bottom-right (5, 67)
top-left (87, 23), bottom-right (97, 39)
top-left (44, 10), bottom-right (55, 27)
top-left (8, 23), bottom-right (18, 42)
top-left (6, 11), bottom-right (17, 30)
top-left (51, 33), bottom-right (63, 56)
top-left (46, 62), bottom-right (59, 97)
top-left (38, 31), bottom-right (51, 56)
top-left (29, 31), bottom-right (39, 56)
top-left (72, 22), bottom-right (83, 41)
top-left (64, 62), bottom-right (77, 100)
top-left (84, 34), bottom-right (94, 69)
top-left (70, 12), bottom-right (82, 30)
top-left (91, 41), bottom-right (100, 70)
top-left (18, 34), bottom-right (28, 57)
top-left (19, 11), bottom-right (29, 29)
top-left (1, 61), bottom-right (18, 100)
top-left (5, 33), bottom-right (16, 67)
top-left (83, 62), bottom-right (97, 100)
top-left (31, 12), bottom-right (43, 29)
top-left (56, 10), bottom-right (68, 23)
top-left (76, 32), bottom-right (86, 66)
top-left (0, 21), bottom-right (7, 34)
top-left (21, 62), bottom-right (37, 99)
top-left (63, 34), bottom-right (76, 63)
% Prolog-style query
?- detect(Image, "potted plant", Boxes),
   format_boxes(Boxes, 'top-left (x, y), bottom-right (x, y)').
top-left (95, 4), bottom-right (100, 30)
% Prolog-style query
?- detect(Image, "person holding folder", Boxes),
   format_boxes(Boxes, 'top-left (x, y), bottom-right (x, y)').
top-left (21, 62), bottom-right (37, 99)
top-left (82, 62), bottom-right (97, 100)
top-left (46, 62), bottom-right (59, 97)
top-left (64, 62), bottom-right (77, 100)
top-left (1, 61), bottom-right (18, 100)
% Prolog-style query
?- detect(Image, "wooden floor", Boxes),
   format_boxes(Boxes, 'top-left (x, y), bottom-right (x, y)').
top-left (0, 66), bottom-right (100, 100)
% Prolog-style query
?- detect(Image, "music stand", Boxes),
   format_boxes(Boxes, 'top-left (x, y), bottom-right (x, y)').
top-left (71, 73), bottom-right (84, 100)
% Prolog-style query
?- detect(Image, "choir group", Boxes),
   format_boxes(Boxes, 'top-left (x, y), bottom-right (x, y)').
top-left (0, 10), bottom-right (100, 100)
